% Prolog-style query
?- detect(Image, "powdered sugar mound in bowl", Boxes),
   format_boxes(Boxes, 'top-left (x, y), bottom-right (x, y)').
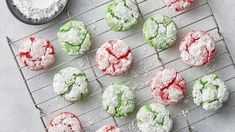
top-left (12, 0), bottom-right (68, 20)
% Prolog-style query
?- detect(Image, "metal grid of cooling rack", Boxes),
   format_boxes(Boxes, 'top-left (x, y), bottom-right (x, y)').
top-left (5, 0), bottom-right (235, 131)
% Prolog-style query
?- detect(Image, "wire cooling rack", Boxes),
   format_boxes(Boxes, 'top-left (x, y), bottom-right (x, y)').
top-left (5, 0), bottom-right (235, 131)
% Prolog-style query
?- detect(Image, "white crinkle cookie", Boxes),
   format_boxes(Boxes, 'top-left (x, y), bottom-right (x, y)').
top-left (53, 67), bottom-right (89, 102)
top-left (192, 74), bottom-right (229, 110)
top-left (102, 83), bottom-right (135, 118)
top-left (136, 103), bottom-right (173, 132)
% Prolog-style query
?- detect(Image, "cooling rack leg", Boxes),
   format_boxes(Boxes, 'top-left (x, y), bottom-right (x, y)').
top-left (5, 36), bottom-right (47, 131)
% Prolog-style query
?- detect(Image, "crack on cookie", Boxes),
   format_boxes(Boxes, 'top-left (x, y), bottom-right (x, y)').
top-left (145, 104), bottom-right (167, 129)
top-left (105, 85), bottom-right (135, 117)
top-left (145, 16), bottom-right (176, 49)
top-left (152, 70), bottom-right (185, 104)
top-left (196, 75), bottom-right (222, 108)
top-left (106, 0), bottom-right (139, 31)
top-left (20, 37), bottom-right (55, 70)
top-left (61, 31), bottom-right (89, 54)
top-left (181, 31), bottom-right (215, 66)
top-left (60, 71), bottom-right (88, 100)
top-left (101, 41), bottom-right (131, 75)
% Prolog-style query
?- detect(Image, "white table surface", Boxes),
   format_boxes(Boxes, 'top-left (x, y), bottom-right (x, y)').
top-left (0, 0), bottom-right (235, 131)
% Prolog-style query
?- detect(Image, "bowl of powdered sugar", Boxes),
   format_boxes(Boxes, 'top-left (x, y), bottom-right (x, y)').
top-left (6, 0), bottom-right (68, 25)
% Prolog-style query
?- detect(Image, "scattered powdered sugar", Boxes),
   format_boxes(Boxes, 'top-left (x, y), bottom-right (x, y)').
top-left (191, 126), bottom-right (198, 132)
top-left (12, 0), bottom-right (68, 20)
top-left (206, 61), bottom-right (216, 73)
top-left (145, 80), bottom-right (151, 86)
top-left (92, 25), bottom-right (96, 30)
top-left (134, 74), bottom-right (139, 78)
top-left (86, 117), bottom-right (95, 125)
top-left (183, 98), bottom-right (190, 104)
top-left (132, 84), bottom-right (139, 90)
top-left (128, 121), bottom-right (138, 131)
top-left (144, 73), bottom-right (148, 76)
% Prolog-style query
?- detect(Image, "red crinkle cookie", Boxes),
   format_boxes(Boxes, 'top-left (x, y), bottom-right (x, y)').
top-left (151, 68), bottom-right (186, 105)
top-left (179, 30), bottom-right (216, 66)
top-left (19, 36), bottom-right (55, 71)
top-left (48, 112), bottom-right (82, 132)
top-left (164, 0), bottom-right (194, 11)
top-left (96, 39), bottom-right (133, 76)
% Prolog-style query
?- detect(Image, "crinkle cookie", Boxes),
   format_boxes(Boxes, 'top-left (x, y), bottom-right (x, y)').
top-left (102, 83), bottom-right (135, 118)
top-left (151, 68), bottom-right (186, 105)
top-left (96, 125), bottom-right (121, 132)
top-left (143, 15), bottom-right (177, 49)
top-left (164, 0), bottom-right (194, 11)
top-left (57, 20), bottom-right (92, 55)
top-left (53, 67), bottom-right (89, 102)
top-left (136, 103), bottom-right (173, 132)
top-left (96, 39), bottom-right (133, 76)
top-left (179, 30), bottom-right (216, 66)
top-left (19, 36), bottom-right (55, 71)
top-left (48, 112), bottom-right (82, 132)
top-left (192, 74), bottom-right (229, 111)
top-left (105, 0), bottom-right (139, 32)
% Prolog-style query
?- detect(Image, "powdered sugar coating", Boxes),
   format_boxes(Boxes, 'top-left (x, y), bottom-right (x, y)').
top-left (164, 0), bottom-right (194, 11)
top-left (19, 36), bottom-right (55, 71)
top-left (102, 83), bottom-right (135, 118)
top-left (96, 39), bottom-right (133, 76)
top-left (57, 20), bottom-right (92, 55)
top-left (48, 112), bottom-right (82, 132)
top-left (192, 74), bottom-right (229, 111)
top-left (151, 68), bottom-right (186, 105)
top-left (53, 67), bottom-right (89, 102)
top-left (179, 30), bottom-right (216, 66)
top-left (105, 0), bottom-right (139, 31)
top-left (96, 125), bottom-right (121, 132)
top-left (136, 103), bottom-right (173, 132)
top-left (143, 15), bottom-right (177, 49)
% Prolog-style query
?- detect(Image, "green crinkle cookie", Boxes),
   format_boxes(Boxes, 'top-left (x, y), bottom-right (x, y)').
top-left (136, 103), bottom-right (173, 132)
top-left (143, 15), bottom-right (177, 49)
top-left (53, 67), bottom-right (89, 102)
top-left (192, 74), bottom-right (229, 110)
top-left (102, 82), bottom-right (135, 118)
top-left (57, 20), bottom-right (92, 55)
top-left (105, 0), bottom-right (139, 32)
